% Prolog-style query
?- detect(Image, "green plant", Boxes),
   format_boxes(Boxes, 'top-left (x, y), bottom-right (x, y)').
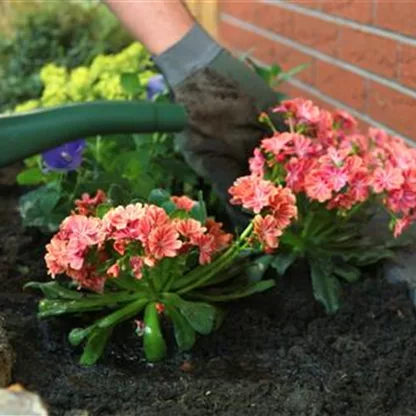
top-left (26, 188), bottom-right (280, 364)
top-left (0, 1), bottom-right (131, 112)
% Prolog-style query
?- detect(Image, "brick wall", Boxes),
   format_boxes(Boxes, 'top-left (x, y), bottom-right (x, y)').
top-left (217, 0), bottom-right (416, 143)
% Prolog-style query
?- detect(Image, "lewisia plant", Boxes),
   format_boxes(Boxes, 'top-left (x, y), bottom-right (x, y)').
top-left (27, 187), bottom-right (296, 364)
top-left (229, 98), bottom-right (416, 313)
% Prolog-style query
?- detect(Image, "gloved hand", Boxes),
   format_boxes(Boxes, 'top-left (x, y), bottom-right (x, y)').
top-left (153, 24), bottom-right (286, 225)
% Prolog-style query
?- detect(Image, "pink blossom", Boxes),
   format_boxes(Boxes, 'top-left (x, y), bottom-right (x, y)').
top-left (253, 215), bottom-right (282, 251)
top-left (107, 263), bottom-right (120, 278)
top-left (261, 132), bottom-right (292, 157)
top-left (333, 110), bottom-right (358, 130)
top-left (249, 148), bottom-right (265, 176)
top-left (372, 163), bottom-right (404, 193)
top-left (175, 218), bottom-right (206, 240)
top-left (191, 233), bottom-right (216, 265)
top-left (171, 196), bottom-right (196, 212)
top-left (130, 256), bottom-right (144, 279)
top-left (147, 224), bottom-right (182, 259)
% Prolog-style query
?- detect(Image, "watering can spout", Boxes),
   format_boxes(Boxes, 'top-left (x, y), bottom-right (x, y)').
top-left (0, 101), bottom-right (187, 168)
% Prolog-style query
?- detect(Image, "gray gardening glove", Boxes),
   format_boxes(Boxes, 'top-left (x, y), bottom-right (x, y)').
top-left (153, 24), bottom-right (286, 226)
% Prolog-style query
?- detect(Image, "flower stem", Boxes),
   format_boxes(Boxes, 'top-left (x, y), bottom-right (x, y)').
top-left (177, 223), bottom-right (253, 294)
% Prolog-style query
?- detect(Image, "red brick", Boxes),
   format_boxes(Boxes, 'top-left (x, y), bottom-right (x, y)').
top-left (374, 0), bottom-right (416, 37)
top-left (321, 0), bottom-right (373, 24)
top-left (367, 82), bottom-right (416, 139)
top-left (220, 2), bottom-right (339, 56)
top-left (219, 22), bottom-right (315, 85)
top-left (291, 11), bottom-right (340, 56)
top-left (219, 2), bottom-right (295, 38)
top-left (399, 44), bottom-right (416, 90)
top-left (289, 0), bottom-right (322, 8)
top-left (314, 60), bottom-right (367, 110)
top-left (338, 27), bottom-right (398, 79)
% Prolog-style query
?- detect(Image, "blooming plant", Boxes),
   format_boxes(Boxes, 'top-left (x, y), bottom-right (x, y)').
top-left (26, 187), bottom-right (296, 364)
top-left (229, 98), bottom-right (415, 313)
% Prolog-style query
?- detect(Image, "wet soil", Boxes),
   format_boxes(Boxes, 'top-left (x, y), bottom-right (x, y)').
top-left (1, 166), bottom-right (416, 416)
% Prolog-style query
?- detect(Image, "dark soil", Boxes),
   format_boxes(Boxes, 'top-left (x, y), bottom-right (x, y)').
top-left (1, 166), bottom-right (416, 416)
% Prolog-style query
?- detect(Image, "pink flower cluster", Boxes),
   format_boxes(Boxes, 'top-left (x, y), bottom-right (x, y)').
top-left (241, 98), bottom-right (416, 237)
top-left (229, 176), bottom-right (297, 252)
top-left (45, 191), bottom-right (232, 292)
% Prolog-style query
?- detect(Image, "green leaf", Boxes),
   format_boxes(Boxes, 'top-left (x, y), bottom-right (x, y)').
top-left (163, 294), bottom-right (216, 335)
top-left (69, 326), bottom-right (95, 347)
top-left (96, 203), bottom-right (112, 218)
top-left (143, 302), bottom-right (167, 362)
top-left (120, 72), bottom-right (141, 96)
top-left (97, 297), bottom-right (148, 329)
top-left (19, 182), bottom-right (62, 232)
top-left (189, 193), bottom-right (207, 223)
top-left (37, 292), bottom-right (139, 318)
top-left (309, 258), bottom-right (341, 315)
top-left (271, 251), bottom-right (298, 276)
top-left (148, 188), bottom-right (171, 206)
top-left (274, 63), bottom-right (309, 86)
top-left (333, 263), bottom-right (361, 282)
top-left (24, 281), bottom-right (84, 300)
top-left (161, 200), bottom-right (178, 215)
top-left (80, 327), bottom-right (113, 366)
top-left (246, 254), bottom-right (274, 282)
top-left (188, 279), bottom-right (275, 302)
top-left (108, 183), bottom-right (131, 205)
top-left (16, 167), bottom-right (44, 185)
top-left (165, 304), bottom-right (196, 351)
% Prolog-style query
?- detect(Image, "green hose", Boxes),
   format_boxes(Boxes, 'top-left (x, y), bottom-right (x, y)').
top-left (0, 101), bottom-right (187, 168)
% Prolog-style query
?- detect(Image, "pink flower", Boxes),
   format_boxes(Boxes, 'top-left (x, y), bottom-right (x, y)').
top-left (75, 189), bottom-right (106, 215)
top-left (253, 215), bottom-right (282, 251)
top-left (261, 132), bottom-right (292, 157)
top-left (269, 187), bottom-right (298, 229)
top-left (147, 224), bottom-right (182, 259)
top-left (229, 175), bottom-right (277, 214)
top-left (292, 134), bottom-right (314, 158)
top-left (333, 110), bottom-right (357, 130)
top-left (304, 172), bottom-right (333, 202)
top-left (191, 233), bottom-right (216, 265)
top-left (145, 205), bottom-right (170, 226)
top-left (274, 98), bottom-right (320, 124)
top-left (45, 236), bottom-right (68, 277)
top-left (175, 218), bottom-right (206, 240)
top-left (103, 206), bottom-right (129, 231)
top-left (130, 256), bottom-right (144, 279)
top-left (113, 239), bottom-right (127, 255)
top-left (393, 216), bottom-right (412, 238)
top-left (321, 166), bottom-right (349, 192)
top-left (171, 196), bottom-right (196, 212)
top-left (61, 215), bottom-right (105, 246)
top-left (107, 263), bottom-right (120, 278)
top-left (372, 162), bottom-right (404, 193)
top-left (348, 169), bottom-right (370, 202)
top-left (249, 148), bottom-right (265, 176)
top-left (296, 99), bottom-right (321, 124)
top-left (206, 218), bottom-right (233, 251)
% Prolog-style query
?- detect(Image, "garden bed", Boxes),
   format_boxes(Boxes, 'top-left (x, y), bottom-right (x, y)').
top-left (0, 166), bottom-right (416, 416)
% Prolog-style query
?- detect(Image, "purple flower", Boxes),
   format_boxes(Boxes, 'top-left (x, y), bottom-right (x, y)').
top-left (42, 139), bottom-right (86, 172)
top-left (146, 74), bottom-right (166, 101)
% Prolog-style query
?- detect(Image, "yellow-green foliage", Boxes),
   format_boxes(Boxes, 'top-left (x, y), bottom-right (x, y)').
top-left (15, 42), bottom-right (157, 111)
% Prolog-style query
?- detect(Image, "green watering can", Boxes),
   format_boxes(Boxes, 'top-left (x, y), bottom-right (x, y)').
top-left (0, 101), bottom-right (187, 168)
